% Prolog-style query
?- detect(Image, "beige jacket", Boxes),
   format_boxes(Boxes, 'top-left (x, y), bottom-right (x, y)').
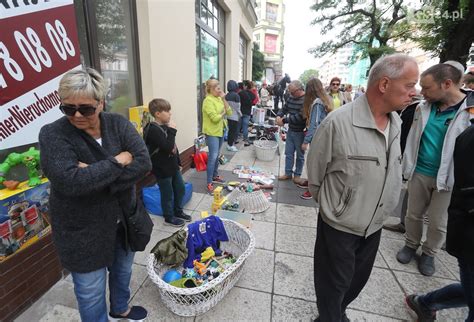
top-left (307, 95), bottom-right (403, 237)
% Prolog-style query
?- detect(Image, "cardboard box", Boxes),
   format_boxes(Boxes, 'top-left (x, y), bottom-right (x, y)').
top-left (0, 179), bottom-right (50, 260)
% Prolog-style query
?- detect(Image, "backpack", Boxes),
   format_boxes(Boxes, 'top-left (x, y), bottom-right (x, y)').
top-left (143, 122), bottom-right (167, 157)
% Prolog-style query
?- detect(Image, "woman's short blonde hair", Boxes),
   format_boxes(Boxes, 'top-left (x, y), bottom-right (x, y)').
top-left (205, 79), bottom-right (219, 95)
top-left (58, 68), bottom-right (106, 101)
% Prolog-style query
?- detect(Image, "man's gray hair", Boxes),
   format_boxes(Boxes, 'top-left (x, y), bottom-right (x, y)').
top-left (58, 68), bottom-right (107, 101)
top-left (367, 54), bottom-right (418, 87)
top-left (289, 80), bottom-right (304, 90)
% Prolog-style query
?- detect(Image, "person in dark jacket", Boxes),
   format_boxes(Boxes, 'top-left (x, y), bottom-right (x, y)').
top-left (405, 118), bottom-right (474, 322)
top-left (383, 100), bottom-right (419, 233)
top-left (39, 68), bottom-right (151, 322)
top-left (276, 80), bottom-right (306, 184)
top-left (238, 81), bottom-right (255, 146)
top-left (225, 80), bottom-right (241, 152)
top-left (144, 98), bottom-right (191, 227)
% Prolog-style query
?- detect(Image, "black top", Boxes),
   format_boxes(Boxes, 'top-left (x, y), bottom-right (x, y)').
top-left (400, 101), bottom-right (418, 154)
top-left (277, 94), bottom-right (306, 132)
top-left (39, 113), bottom-right (151, 272)
top-left (238, 90), bottom-right (255, 115)
top-left (446, 119), bottom-right (474, 263)
top-left (144, 122), bottom-right (180, 179)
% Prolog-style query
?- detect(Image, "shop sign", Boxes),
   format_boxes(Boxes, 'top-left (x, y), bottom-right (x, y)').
top-left (0, 0), bottom-right (81, 149)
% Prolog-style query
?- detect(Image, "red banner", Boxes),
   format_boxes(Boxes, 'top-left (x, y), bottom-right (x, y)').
top-left (264, 34), bottom-right (277, 54)
top-left (0, 2), bottom-right (81, 149)
top-left (0, 5), bottom-right (80, 105)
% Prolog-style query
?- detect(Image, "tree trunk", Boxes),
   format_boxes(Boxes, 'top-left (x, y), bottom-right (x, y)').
top-left (439, 0), bottom-right (474, 66)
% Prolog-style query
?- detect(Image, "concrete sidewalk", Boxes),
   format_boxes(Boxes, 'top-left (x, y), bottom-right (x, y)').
top-left (16, 142), bottom-right (467, 321)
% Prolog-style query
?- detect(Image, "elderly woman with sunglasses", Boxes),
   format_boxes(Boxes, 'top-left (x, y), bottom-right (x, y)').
top-left (38, 68), bottom-right (151, 322)
top-left (327, 76), bottom-right (347, 110)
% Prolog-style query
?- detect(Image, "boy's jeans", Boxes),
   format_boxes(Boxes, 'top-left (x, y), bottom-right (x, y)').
top-left (284, 129), bottom-right (305, 177)
top-left (157, 171), bottom-right (185, 218)
top-left (206, 135), bottom-right (224, 184)
top-left (241, 115), bottom-right (251, 141)
top-left (71, 228), bottom-right (134, 322)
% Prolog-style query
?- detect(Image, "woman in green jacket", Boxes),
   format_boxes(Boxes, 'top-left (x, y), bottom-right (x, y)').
top-left (202, 79), bottom-right (232, 193)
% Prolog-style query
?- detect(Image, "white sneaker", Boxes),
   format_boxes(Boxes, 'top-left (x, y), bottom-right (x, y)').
top-left (227, 145), bottom-right (238, 152)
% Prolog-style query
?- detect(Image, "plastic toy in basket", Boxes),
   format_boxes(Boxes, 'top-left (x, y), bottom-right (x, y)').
top-left (147, 219), bottom-right (255, 317)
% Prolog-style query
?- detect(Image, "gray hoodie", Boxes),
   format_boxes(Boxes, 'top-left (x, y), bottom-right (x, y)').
top-left (225, 80), bottom-right (241, 121)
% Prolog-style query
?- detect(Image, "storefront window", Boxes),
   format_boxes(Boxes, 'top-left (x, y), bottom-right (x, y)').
top-left (239, 34), bottom-right (247, 81)
top-left (196, 0), bottom-right (225, 133)
top-left (73, 0), bottom-right (142, 117)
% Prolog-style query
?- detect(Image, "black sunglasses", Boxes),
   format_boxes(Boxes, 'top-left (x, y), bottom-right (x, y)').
top-left (331, 83), bottom-right (340, 86)
top-left (59, 104), bottom-right (97, 117)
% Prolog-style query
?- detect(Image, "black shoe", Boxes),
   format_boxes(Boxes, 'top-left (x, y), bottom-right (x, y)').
top-left (109, 306), bottom-right (148, 321)
top-left (405, 294), bottom-right (436, 321)
top-left (418, 253), bottom-right (435, 276)
top-left (382, 222), bottom-right (405, 233)
top-left (396, 246), bottom-right (416, 264)
top-left (164, 217), bottom-right (185, 227)
top-left (244, 140), bottom-right (251, 146)
top-left (313, 313), bottom-right (350, 322)
top-left (176, 212), bottom-right (192, 222)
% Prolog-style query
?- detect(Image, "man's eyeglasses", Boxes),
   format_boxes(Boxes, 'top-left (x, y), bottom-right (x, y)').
top-left (331, 83), bottom-right (340, 86)
top-left (59, 103), bottom-right (98, 117)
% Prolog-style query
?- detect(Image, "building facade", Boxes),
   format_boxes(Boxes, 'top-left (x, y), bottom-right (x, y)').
top-left (0, 1), bottom-right (257, 319)
top-left (253, 0), bottom-right (285, 84)
top-left (318, 44), bottom-right (353, 86)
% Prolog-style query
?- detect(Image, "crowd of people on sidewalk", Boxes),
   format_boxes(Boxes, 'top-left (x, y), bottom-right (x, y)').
top-left (36, 50), bottom-right (474, 322)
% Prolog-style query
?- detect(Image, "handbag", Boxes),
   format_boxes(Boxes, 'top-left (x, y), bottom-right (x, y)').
top-left (124, 196), bottom-right (154, 252)
top-left (193, 150), bottom-right (208, 172)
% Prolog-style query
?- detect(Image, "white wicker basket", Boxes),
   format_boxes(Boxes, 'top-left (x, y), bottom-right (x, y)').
top-left (226, 189), bottom-right (270, 213)
top-left (147, 219), bottom-right (256, 317)
top-left (254, 137), bottom-right (278, 161)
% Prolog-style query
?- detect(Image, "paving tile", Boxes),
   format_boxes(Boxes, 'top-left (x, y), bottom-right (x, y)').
top-left (149, 214), bottom-right (188, 234)
top-left (272, 295), bottom-right (318, 321)
top-left (378, 237), bottom-right (457, 280)
top-left (393, 270), bottom-right (469, 320)
top-left (130, 264), bottom-right (149, 297)
top-left (250, 220), bottom-right (275, 251)
top-left (195, 194), bottom-right (214, 212)
top-left (236, 248), bottom-right (274, 293)
top-left (348, 267), bottom-right (411, 320)
top-left (254, 158), bottom-right (281, 169)
top-left (274, 252), bottom-right (315, 302)
top-left (275, 223), bottom-right (316, 257)
top-left (129, 278), bottom-right (194, 321)
top-left (374, 251), bottom-right (388, 269)
top-left (15, 280), bottom-right (78, 322)
top-left (436, 249), bottom-right (461, 281)
top-left (196, 287), bottom-right (271, 321)
top-left (134, 229), bottom-right (173, 266)
top-left (276, 203), bottom-right (317, 227)
top-left (252, 201), bottom-right (276, 223)
top-left (276, 186), bottom-right (317, 207)
top-left (345, 308), bottom-right (402, 321)
top-left (381, 216), bottom-right (405, 241)
top-left (38, 304), bottom-right (81, 322)
top-left (183, 192), bottom-right (205, 211)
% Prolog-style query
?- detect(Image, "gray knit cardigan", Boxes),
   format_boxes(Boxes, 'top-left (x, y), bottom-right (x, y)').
top-left (39, 112), bottom-right (152, 272)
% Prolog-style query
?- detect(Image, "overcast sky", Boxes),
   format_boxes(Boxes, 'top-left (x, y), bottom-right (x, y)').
top-left (282, 0), bottom-right (323, 80)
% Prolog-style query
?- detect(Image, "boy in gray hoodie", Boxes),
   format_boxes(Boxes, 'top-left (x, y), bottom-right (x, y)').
top-left (225, 80), bottom-right (242, 152)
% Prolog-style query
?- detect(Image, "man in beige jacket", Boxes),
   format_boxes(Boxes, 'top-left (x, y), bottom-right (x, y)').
top-left (308, 54), bottom-right (419, 322)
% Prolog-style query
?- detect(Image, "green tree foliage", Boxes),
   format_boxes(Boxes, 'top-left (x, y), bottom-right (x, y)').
top-left (252, 42), bottom-right (265, 81)
top-left (309, 0), bottom-right (412, 67)
top-left (413, 0), bottom-right (474, 65)
top-left (299, 69), bottom-right (319, 85)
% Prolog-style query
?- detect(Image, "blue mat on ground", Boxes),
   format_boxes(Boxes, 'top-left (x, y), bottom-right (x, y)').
top-left (142, 182), bottom-right (193, 216)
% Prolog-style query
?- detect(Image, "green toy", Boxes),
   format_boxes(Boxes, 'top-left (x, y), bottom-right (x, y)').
top-left (0, 147), bottom-right (42, 188)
